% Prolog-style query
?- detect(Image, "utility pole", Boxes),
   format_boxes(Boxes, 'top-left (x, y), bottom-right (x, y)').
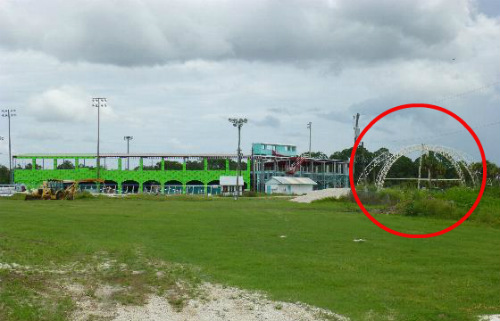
top-left (92, 98), bottom-right (107, 188)
top-left (353, 113), bottom-right (360, 181)
top-left (2, 109), bottom-right (16, 184)
top-left (307, 122), bottom-right (312, 157)
top-left (124, 136), bottom-right (133, 170)
top-left (418, 144), bottom-right (424, 189)
top-left (228, 118), bottom-right (247, 199)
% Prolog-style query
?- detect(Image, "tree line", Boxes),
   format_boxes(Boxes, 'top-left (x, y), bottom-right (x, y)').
top-left (1, 151), bottom-right (498, 185)
top-left (303, 147), bottom-right (500, 187)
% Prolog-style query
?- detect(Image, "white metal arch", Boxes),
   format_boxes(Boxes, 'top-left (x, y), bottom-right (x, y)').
top-left (375, 144), bottom-right (476, 189)
top-left (357, 152), bottom-right (390, 186)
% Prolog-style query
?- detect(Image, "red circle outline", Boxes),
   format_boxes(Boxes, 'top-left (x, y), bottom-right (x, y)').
top-left (349, 103), bottom-right (487, 238)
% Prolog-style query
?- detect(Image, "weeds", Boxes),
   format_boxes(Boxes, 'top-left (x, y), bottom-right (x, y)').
top-left (354, 186), bottom-right (500, 226)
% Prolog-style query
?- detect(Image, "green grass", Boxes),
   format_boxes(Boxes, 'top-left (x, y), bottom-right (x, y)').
top-left (0, 197), bottom-right (499, 320)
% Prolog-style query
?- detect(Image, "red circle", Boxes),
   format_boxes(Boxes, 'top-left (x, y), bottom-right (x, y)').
top-left (349, 103), bottom-right (487, 238)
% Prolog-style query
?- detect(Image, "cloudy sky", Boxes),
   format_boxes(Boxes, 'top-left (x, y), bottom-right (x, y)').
top-left (0, 0), bottom-right (499, 166)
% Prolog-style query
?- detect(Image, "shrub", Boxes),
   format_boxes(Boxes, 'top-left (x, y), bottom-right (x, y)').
top-left (7, 193), bottom-right (27, 200)
top-left (73, 191), bottom-right (95, 200)
top-left (242, 191), bottom-right (258, 197)
top-left (345, 187), bottom-right (402, 206)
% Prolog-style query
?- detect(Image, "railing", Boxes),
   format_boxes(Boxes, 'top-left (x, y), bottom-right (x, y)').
top-left (76, 184), bottom-right (223, 195)
top-left (0, 185), bottom-right (17, 197)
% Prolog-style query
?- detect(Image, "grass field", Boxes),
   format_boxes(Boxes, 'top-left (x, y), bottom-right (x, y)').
top-left (0, 196), bottom-right (499, 321)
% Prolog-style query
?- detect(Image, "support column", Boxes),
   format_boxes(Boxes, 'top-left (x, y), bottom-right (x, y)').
top-left (118, 158), bottom-right (122, 170)
top-left (32, 158), bottom-right (36, 171)
top-left (225, 159), bottom-right (229, 173)
top-left (203, 158), bottom-right (208, 171)
top-left (139, 181), bottom-right (143, 193)
top-left (118, 182), bottom-right (122, 194)
top-left (139, 158), bottom-right (144, 171)
top-left (75, 158), bottom-right (80, 169)
top-left (161, 158), bottom-right (165, 171)
top-left (53, 159), bottom-right (57, 169)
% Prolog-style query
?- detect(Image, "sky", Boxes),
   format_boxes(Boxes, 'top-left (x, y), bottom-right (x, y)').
top-left (0, 0), bottom-right (499, 166)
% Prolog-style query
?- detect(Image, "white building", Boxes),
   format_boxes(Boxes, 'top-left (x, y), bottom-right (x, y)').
top-left (265, 177), bottom-right (317, 195)
top-left (220, 176), bottom-right (245, 196)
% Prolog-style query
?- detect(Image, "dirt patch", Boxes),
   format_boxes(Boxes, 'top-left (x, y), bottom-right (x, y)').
top-left (291, 188), bottom-right (351, 203)
top-left (1, 259), bottom-right (348, 321)
top-left (101, 283), bottom-right (348, 321)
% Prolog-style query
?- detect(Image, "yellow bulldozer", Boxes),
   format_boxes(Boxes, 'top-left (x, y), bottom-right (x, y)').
top-left (27, 179), bottom-right (104, 200)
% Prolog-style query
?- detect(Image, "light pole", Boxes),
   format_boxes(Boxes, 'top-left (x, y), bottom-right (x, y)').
top-left (228, 118), bottom-right (247, 199)
top-left (352, 113), bottom-right (360, 181)
top-left (2, 109), bottom-right (16, 184)
top-left (307, 122), bottom-right (312, 157)
top-left (124, 136), bottom-right (133, 170)
top-left (92, 98), bottom-right (107, 186)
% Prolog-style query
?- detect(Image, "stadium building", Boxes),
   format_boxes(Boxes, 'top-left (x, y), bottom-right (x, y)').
top-left (13, 143), bottom-right (349, 194)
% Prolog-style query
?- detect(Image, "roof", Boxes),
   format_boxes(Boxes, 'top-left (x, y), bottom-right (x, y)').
top-left (219, 176), bottom-right (244, 186)
top-left (266, 177), bottom-right (318, 185)
top-left (252, 142), bottom-right (296, 147)
top-left (14, 153), bottom-right (249, 159)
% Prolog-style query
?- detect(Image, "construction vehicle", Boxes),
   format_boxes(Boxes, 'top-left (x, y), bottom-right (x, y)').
top-left (27, 179), bottom-right (104, 200)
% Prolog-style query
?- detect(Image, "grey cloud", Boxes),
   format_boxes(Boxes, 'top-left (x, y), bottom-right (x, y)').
top-left (0, 0), bottom-right (480, 67)
top-left (317, 110), bottom-right (350, 123)
top-left (268, 107), bottom-right (291, 115)
top-left (253, 115), bottom-right (281, 128)
top-left (0, 0), bottom-right (499, 166)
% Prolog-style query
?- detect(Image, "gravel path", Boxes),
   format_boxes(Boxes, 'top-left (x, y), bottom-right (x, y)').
top-left (111, 283), bottom-right (348, 321)
top-left (291, 188), bottom-right (351, 203)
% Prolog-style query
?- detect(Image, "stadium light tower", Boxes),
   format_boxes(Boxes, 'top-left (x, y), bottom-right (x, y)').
top-left (2, 109), bottom-right (17, 184)
top-left (307, 122), bottom-right (312, 157)
top-left (352, 113), bottom-right (361, 180)
top-left (92, 98), bottom-right (107, 184)
top-left (124, 136), bottom-right (133, 170)
top-left (228, 118), bottom-right (247, 199)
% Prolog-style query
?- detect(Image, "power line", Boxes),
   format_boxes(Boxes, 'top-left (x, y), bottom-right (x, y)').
top-left (383, 120), bottom-right (500, 145)
top-left (432, 80), bottom-right (500, 105)
top-left (354, 80), bottom-right (500, 123)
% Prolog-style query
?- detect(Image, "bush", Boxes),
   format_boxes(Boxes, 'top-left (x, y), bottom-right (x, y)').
top-left (7, 193), bottom-right (27, 200)
top-left (345, 187), bottom-right (403, 206)
top-left (73, 191), bottom-right (95, 200)
top-left (397, 197), bottom-right (458, 219)
top-left (242, 191), bottom-right (258, 197)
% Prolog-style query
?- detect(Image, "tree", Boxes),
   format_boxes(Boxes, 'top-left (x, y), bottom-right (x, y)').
top-left (24, 163), bottom-right (42, 170)
top-left (329, 146), bottom-right (374, 183)
top-left (388, 156), bottom-right (417, 180)
top-left (301, 151), bottom-right (328, 159)
top-left (57, 160), bottom-right (75, 169)
top-left (418, 152), bottom-right (447, 188)
top-left (0, 165), bottom-right (10, 184)
top-left (186, 160), bottom-right (204, 170)
top-left (470, 161), bottom-right (500, 185)
top-left (165, 161), bottom-right (183, 170)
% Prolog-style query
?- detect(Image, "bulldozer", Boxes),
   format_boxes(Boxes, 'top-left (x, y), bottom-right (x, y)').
top-left (27, 179), bottom-right (104, 200)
